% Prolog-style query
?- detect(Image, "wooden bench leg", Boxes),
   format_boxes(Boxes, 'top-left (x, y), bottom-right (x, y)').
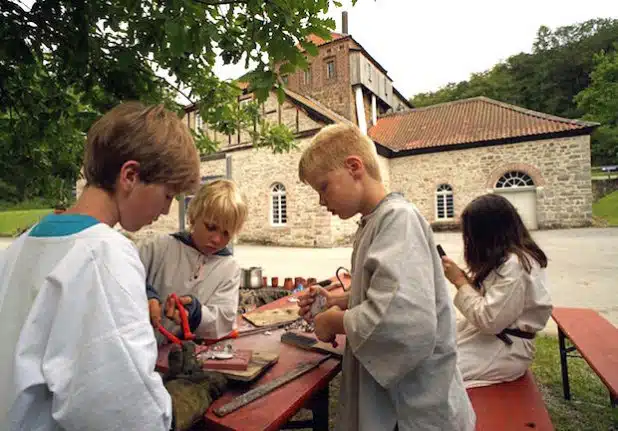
top-left (558, 327), bottom-right (574, 401)
top-left (311, 385), bottom-right (329, 431)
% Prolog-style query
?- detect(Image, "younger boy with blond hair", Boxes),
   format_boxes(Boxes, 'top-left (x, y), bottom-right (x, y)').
top-left (0, 102), bottom-right (201, 430)
top-left (140, 179), bottom-right (247, 341)
top-left (297, 123), bottom-right (475, 431)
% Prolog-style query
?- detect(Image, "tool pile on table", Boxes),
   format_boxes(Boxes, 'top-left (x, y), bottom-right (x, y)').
top-left (155, 275), bottom-right (348, 427)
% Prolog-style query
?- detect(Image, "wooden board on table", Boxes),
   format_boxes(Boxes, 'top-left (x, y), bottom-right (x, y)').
top-left (243, 305), bottom-right (300, 327)
top-left (220, 351), bottom-right (280, 382)
top-left (280, 331), bottom-right (345, 358)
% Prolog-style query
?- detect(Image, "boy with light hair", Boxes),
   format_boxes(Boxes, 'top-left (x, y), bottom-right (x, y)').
top-left (0, 102), bottom-right (201, 430)
top-left (297, 123), bottom-right (476, 431)
top-left (140, 179), bottom-right (248, 341)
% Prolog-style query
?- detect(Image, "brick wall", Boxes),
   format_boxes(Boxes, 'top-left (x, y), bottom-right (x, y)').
top-left (286, 38), bottom-right (354, 122)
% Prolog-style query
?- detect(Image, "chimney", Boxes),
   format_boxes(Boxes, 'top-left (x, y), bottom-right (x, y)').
top-left (342, 11), bottom-right (349, 35)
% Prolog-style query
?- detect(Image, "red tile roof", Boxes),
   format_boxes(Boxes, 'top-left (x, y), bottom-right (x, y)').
top-left (368, 97), bottom-right (598, 151)
top-left (296, 33), bottom-right (346, 52)
top-left (306, 32), bottom-right (345, 46)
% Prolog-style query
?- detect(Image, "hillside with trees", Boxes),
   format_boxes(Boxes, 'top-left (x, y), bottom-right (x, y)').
top-left (410, 19), bottom-right (618, 166)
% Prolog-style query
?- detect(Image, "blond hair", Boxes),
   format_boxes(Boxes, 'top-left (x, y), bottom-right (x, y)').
top-left (83, 102), bottom-right (200, 194)
top-left (298, 123), bottom-right (382, 183)
top-left (187, 179), bottom-right (248, 237)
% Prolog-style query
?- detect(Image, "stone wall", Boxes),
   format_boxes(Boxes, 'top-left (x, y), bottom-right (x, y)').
top-left (592, 178), bottom-right (618, 201)
top-left (389, 135), bottom-right (592, 229)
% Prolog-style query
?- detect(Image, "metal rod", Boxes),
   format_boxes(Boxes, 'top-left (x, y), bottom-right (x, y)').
top-left (214, 355), bottom-right (332, 417)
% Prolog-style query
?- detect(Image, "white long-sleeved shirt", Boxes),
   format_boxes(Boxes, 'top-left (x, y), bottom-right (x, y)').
top-left (138, 233), bottom-right (240, 341)
top-left (455, 253), bottom-right (552, 388)
top-left (339, 193), bottom-right (475, 431)
top-left (0, 214), bottom-right (172, 430)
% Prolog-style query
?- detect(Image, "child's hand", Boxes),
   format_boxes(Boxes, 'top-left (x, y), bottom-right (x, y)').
top-left (164, 295), bottom-right (194, 325)
top-left (441, 257), bottom-right (469, 288)
top-left (149, 299), bottom-right (162, 327)
top-left (314, 306), bottom-right (340, 343)
top-left (298, 286), bottom-right (329, 322)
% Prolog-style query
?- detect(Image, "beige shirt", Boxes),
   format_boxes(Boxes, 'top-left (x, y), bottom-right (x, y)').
top-left (339, 193), bottom-right (475, 431)
top-left (138, 234), bottom-right (240, 340)
top-left (454, 254), bottom-right (552, 388)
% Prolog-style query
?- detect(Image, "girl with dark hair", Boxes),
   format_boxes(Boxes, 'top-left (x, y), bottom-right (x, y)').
top-left (441, 193), bottom-right (552, 388)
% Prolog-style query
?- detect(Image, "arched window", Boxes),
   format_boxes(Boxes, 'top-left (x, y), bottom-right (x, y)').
top-left (436, 184), bottom-right (454, 220)
top-left (496, 171), bottom-right (534, 188)
top-left (271, 183), bottom-right (287, 226)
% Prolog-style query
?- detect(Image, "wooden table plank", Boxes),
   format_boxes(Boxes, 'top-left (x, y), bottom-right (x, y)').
top-left (551, 307), bottom-right (618, 397)
top-left (202, 288), bottom-right (344, 431)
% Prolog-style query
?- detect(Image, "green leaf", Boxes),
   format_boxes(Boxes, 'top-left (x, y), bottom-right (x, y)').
top-left (279, 62), bottom-right (296, 75)
top-left (300, 41), bottom-right (319, 57)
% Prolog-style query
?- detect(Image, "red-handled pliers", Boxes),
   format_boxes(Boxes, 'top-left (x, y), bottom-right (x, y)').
top-left (157, 293), bottom-right (196, 345)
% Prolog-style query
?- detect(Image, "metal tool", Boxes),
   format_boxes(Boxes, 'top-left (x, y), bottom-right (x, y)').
top-left (157, 293), bottom-right (196, 345)
top-left (213, 354), bottom-right (333, 417)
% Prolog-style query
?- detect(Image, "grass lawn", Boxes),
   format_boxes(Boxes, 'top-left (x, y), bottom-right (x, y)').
top-left (593, 190), bottom-right (618, 227)
top-left (532, 335), bottom-right (618, 430)
top-left (0, 209), bottom-right (51, 237)
top-left (289, 334), bottom-right (617, 430)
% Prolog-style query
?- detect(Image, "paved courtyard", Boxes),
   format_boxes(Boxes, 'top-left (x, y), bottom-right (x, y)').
top-left (2, 227), bottom-right (617, 331)
top-left (230, 228), bottom-right (618, 332)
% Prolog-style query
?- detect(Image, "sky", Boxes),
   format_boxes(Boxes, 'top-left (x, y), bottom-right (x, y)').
top-left (214, 0), bottom-right (618, 100)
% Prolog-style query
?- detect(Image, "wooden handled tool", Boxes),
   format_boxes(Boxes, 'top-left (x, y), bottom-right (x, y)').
top-left (213, 354), bottom-right (332, 417)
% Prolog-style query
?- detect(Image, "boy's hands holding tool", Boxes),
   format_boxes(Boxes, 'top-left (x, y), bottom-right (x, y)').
top-left (298, 286), bottom-right (331, 322)
top-left (314, 305), bottom-right (344, 344)
top-left (164, 294), bottom-right (203, 332)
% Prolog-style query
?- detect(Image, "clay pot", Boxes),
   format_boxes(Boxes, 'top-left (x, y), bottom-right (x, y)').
top-left (271, 277), bottom-right (279, 288)
top-left (283, 277), bottom-right (294, 290)
top-left (262, 276), bottom-right (268, 288)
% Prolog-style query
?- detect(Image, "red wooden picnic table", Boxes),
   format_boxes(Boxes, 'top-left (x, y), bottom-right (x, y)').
top-left (551, 307), bottom-right (618, 407)
top-left (202, 282), bottom-right (347, 431)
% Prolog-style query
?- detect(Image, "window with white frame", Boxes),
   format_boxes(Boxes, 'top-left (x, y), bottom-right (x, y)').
top-left (271, 183), bottom-right (287, 226)
top-left (496, 171), bottom-right (535, 188)
top-left (436, 184), bottom-right (454, 220)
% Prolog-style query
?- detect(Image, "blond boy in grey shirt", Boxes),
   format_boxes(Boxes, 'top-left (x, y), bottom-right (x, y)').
top-left (139, 179), bottom-right (247, 341)
top-left (297, 124), bottom-right (475, 431)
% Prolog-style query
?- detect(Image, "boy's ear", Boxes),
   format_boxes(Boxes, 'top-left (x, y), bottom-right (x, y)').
top-left (117, 160), bottom-right (141, 192)
top-left (344, 156), bottom-right (364, 179)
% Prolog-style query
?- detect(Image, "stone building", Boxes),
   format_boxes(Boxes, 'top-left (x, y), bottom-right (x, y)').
top-left (143, 23), bottom-right (597, 247)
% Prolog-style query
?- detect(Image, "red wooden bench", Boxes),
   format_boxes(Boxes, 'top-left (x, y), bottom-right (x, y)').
top-left (551, 307), bottom-right (618, 407)
top-left (467, 370), bottom-right (553, 430)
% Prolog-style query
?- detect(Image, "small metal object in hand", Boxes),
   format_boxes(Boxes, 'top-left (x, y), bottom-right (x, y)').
top-left (310, 295), bottom-right (328, 318)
